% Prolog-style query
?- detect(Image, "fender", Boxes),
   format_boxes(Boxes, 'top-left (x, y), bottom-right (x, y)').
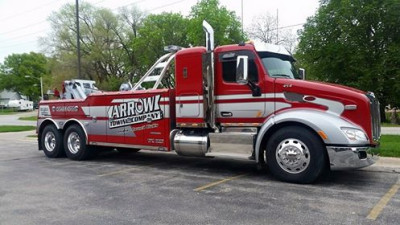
top-left (255, 109), bottom-right (370, 163)
top-left (38, 118), bottom-right (89, 144)
top-left (38, 118), bottom-right (60, 131)
top-left (63, 118), bottom-right (89, 144)
top-left (37, 118), bottom-right (60, 151)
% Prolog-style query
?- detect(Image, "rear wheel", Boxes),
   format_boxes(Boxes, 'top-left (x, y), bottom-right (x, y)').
top-left (266, 126), bottom-right (326, 183)
top-left (64, 125), bottom-right (93, 160)
top-left (41, 124), bottom-right (64, 158)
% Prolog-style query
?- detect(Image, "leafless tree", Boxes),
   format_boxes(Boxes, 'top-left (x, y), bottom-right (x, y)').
top-left (247, 13), bottom-right (297, 53)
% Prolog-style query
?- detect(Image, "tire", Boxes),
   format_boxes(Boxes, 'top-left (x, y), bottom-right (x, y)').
top-left (64, 125), bottom-right (93, 160)
top-left (41, 124), bottom-right (65, 158)
top-left (266, 126), bottom-right (326, 184)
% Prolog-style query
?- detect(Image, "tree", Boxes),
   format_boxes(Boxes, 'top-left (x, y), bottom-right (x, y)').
top-left (134, 13), bottom-right (190, 76)
top-left (0, 52), bottom-right (49, 101)
top-left (187, 0), bottom-right (244, 47)
top-left (296, 0), bottom-right (400, 122)
top-left (247, 13), bottom-right (297, 53)
top-left (42, 3), bottom-right (145, 89)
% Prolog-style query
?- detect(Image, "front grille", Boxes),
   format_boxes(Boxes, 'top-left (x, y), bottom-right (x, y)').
top-left (366, 92), bottom-right (381, 141)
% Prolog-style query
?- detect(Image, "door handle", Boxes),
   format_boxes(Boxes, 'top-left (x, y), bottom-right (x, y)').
top-left (221, 111), bottom-right (233, 117)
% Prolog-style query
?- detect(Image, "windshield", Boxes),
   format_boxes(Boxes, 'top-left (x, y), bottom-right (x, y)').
top-left (258, 52), bottom-right (300, 79)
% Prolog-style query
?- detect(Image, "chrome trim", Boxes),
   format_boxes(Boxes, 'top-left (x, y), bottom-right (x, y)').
top-left (327, 146), bottom-right (378, 170)
top-left (67, 131), bottom-right (81, 154)
top-left (89, 142), bottom-right (161, 151)
top-left (221, 123), bottom-right (262, 127)
top-left (275, 138), bottom-right (310, 174)
top-left (344, 105), bottom-right (357, 110)
top-left (64, 119), bottom-right (89, 144)
top-left (366, 92), bottom-right (381, 141)
top-left (44, 131), bottom-right (56, 152)
top-left (177, 123), bottom-right (208, 128)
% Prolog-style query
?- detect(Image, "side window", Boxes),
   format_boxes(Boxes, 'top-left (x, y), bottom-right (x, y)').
top-left (220, 51), bottom-right (259, 83)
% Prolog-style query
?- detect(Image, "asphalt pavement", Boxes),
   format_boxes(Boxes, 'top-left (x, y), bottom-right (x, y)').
top-left (0, 130), bottom-right (400, 225)
top-left (1, 110), bottom-right (400, 224)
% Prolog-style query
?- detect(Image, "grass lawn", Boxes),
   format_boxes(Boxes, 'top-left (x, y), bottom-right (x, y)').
top-left (0, 108), bottom-right (18, 115)
top-left (0, 125), bottom-right (36, 133)
top-left (19, 116), bottom-right (37, 121)
top-left (382, 123), bottom-right (400, 127)
top-left (379, 135), bottom-right (400, 157)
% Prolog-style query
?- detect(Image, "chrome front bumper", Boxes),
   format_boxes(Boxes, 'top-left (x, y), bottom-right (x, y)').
top-left (327, 146), bottom-right (378, 170)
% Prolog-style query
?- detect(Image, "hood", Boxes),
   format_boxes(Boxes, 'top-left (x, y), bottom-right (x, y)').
top-left (312, 81), bottom-right (365, 94)
top-left (274, 79), bottom-right (367, 101)
top-left (273, 78), bottom-right (374, 144)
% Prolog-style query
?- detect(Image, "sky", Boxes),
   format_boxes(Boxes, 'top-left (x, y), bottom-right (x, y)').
top-left (0, 0), bottom-right (320, 64)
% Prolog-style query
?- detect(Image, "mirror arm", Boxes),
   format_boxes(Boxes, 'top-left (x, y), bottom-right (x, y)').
top-left (247, 80), bottom-right (261, 97)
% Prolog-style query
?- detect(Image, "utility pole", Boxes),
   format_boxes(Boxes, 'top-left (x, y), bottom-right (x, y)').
top-left (241, 0), bottom-right (244, 37)
top-left (75, 0), bottom-right (82, 79)
top-left (276, 9), bottom-right (279, 44)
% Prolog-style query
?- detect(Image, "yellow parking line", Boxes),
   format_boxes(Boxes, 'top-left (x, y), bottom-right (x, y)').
top-left (98, 168), bottom-right (138, 177)
top-left (194, 174), bottom-right (247, 192)
top-left (367, 179), bottom-right (400, 220)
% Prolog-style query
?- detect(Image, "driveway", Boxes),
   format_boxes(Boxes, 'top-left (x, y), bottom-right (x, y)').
top-left (0, 110), bottom-right (37, 126)
top-left (381, 127), bottom-right (400, 135)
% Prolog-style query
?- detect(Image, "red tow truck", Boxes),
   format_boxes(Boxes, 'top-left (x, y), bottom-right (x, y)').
top-left (37, 21), bottom-right (380, 183)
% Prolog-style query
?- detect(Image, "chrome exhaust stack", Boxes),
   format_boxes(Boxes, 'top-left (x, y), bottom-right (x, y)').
top-left (202, 20), bottom-right (214, 51)
top-left (202, 20), bottom-right (217, 131)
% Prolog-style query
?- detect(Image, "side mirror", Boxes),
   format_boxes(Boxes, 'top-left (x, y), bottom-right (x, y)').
top-left (299, 68), bottom-right (306, 80)
top-left (236, 55), bottom-right (248, 84)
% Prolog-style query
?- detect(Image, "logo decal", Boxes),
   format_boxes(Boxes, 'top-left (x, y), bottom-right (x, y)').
top-left (39, 105), bottom-right (51, 117)
top-left (52, 106), bottom-right (78, 112)
top-left (108, 95), bottom-right (163, 129)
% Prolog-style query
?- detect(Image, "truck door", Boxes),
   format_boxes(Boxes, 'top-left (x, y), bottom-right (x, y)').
top-left (215, 50), bottom-right (267, 126)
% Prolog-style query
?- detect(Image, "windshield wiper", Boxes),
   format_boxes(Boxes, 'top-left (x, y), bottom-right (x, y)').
top-left (272, 74), bottom-right (292, 79)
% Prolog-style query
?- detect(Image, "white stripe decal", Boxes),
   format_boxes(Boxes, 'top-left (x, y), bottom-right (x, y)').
top-left (312, 98), bottom-right (344, 115)
top-left (177, 95), bottom-right (203, 101)
top-left (215, 93), bottom-right (282, 100)
top-left (81, 106), bottom-right (170, 118)
top-left (112, 97), bottom-right (169, 103)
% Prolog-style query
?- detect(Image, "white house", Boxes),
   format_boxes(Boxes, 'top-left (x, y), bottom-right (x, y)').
top-left (0, 89), bottom-right (33, 110)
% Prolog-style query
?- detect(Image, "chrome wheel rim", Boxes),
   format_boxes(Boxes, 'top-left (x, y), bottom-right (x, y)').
top-left (67, 132), bottom-right (80, 154)
top-left (44, 132), bottom-right (56, 152)
top-left (275, 138), bottom-right (310, 174)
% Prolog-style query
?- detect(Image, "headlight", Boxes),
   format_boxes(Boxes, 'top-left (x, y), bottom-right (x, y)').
top-left (341, 127), bottom-right (368, 141)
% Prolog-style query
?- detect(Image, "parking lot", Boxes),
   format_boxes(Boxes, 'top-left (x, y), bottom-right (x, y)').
top-left (0, 131), bottom-right (399, 225)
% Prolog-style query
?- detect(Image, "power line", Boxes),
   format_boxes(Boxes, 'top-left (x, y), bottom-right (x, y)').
top-left (0, 20), bottom-right (47, 36)
top-left (0, 40), bottom-right (38, 50)
top-left (0, 29), bottom-right (49, 43)
top-left (0, 0), bottom-right (60, 22)
top-left (110, 0), bottom-right (148, 11)
top-left (277, 23), bottom-right (305, 30)
top-left (148, 0), bottom-right (187, 12)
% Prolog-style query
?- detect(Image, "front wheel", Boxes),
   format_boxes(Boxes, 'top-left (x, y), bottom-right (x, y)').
top-left (64, 125), bottom-right (93, 160)
top-left (266, 126), bottom-right (326, 183)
